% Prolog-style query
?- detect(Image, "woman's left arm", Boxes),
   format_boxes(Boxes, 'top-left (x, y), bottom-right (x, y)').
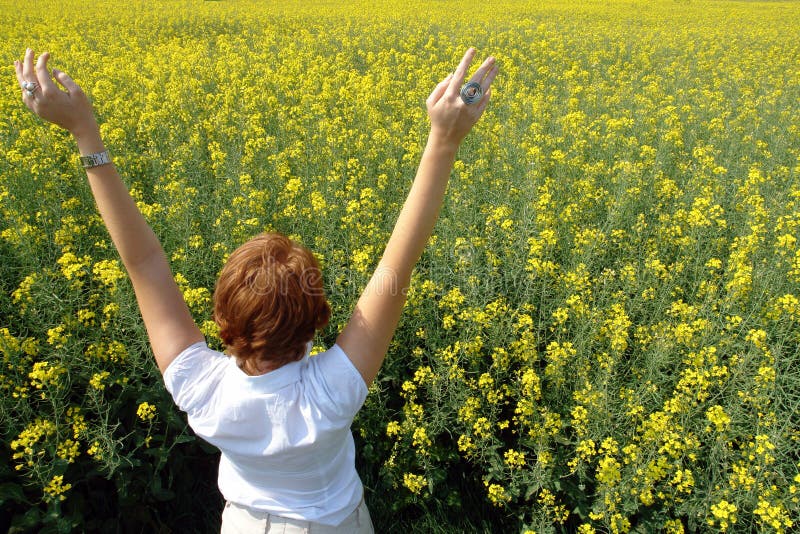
top-left (337, 48), bottom-right (498, 386)
top-left (15, 49), bottom-right (203, 373)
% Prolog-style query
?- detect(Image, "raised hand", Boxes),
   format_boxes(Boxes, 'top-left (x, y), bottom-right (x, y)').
top-left (426, 48), bottom-right (499, 147)
top-left (14, 48), bottom-right (98, 138)
top-left (14, 48), bottom-right (203, 372)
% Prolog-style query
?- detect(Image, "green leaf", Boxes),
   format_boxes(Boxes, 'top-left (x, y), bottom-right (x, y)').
top-left (11, 506), bottom-right (43, 530)
top-left (0, 482), bottom-right (26, 505)
top-left (174, 433), bottom-right (195, 444)
top-left (150, 478), bottom-right (176, 502)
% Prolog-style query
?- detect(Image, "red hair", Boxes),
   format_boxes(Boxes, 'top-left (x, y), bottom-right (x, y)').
top-left (213, 233), bottom-right (330, 370)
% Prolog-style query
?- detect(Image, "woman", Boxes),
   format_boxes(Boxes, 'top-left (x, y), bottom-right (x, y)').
top-left (14, 46), bottom-right (497, 532)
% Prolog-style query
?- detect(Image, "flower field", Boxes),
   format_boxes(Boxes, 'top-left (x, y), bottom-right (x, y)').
top-left (2, 0), bottom-right (800, 531)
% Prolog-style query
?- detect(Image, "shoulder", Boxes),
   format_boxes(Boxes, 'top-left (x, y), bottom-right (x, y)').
top-left (306, 344), bottom-right (366, 386)
top-left (162, 341), bottom-right (230, 414)
top-left (303, 344), bottom-right (369, 416)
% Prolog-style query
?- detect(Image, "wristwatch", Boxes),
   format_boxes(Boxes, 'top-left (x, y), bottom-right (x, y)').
top-left (80, 150), bottom-right (112, 169)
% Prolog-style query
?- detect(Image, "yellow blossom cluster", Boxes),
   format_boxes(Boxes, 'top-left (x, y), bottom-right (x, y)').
top-left (43, 475), bottom-right (72, 502)
top-left (136, 402), bottom-right (157, 422)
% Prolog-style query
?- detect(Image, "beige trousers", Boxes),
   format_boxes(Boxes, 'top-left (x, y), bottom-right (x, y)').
top-left (220, 498), bottom-right (374, 534)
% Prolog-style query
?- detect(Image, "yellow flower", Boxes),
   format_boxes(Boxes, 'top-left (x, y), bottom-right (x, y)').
top-left (729, 462), bottom-right (755, 490)
top-left (43, 475), bottom-right (72, 502)
top-left (56, 439), bottom-right (80, 463)
top-left (705, 405), bottom-right (731, 433)
top-left (67, 407), bottom-right (88, 439)
top-left (571, 405), bottom-right (589, 436)
top-left (386, 421), bottom-right (401, 437)
top-left (411, 426), bottom-right (431, 452)
top-left (102, 302), bottom-right (119, 328)
top-left (89, 371), bottom-right (111, 390)
top-left (77, 308), bottom-right (96, 326)
top-left (402, 473), bottom-right (426, 495)
top-left (28, 361), bottom-right (66, 391)
top-left (87, 441), bottom-right (104, 461)
top-left (57, 252), bottom-right (91, 281)
top-left (46, 324), bottom-right (69, 348)
top-left (188, 234), bottom-right (204, 248)
top-left (200, 319), bottom-right (220, 341)
top-left (457, 434), bottom-right (475, 454)
top-left (709, 500), bottom-right (737, 531)
top-left (484, 481), bottom-right (511, 506)
top-left (544, 341), bottom-right (576, 385)
top-left (663, 519), bottom-right (684, 534)
top-left (136, 402), bottom-right (157, 421)
top-left (92, 258), bottom-right (126, 292)
top-left (11, 418), bottom-right (57, 463)
top-left (596, 456), bottom-right (622, 486)
top-left (11, 272), bottom-right (38, 310)
top-left (413, 365), bottom-right (434, 384)
top-left (754, 498), bottom-right (793, 532)
top-left (472, 417), bottom-right (491, 438)
top-left (504, 449), bottom-right (526, 469)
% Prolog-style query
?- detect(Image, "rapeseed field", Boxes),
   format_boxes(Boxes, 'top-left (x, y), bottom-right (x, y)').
top-left (1, 0), bottom-right (799, 531)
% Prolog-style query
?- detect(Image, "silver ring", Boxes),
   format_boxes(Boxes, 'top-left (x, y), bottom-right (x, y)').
top-left (22, 80), bottom-right (39, 92)
top-left (460, 81), bottom-right (483, 105)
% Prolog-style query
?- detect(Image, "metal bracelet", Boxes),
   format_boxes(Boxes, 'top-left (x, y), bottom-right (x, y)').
top-left (80, 150), bottom-right (112, 169)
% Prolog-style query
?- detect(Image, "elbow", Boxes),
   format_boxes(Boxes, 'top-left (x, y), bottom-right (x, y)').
top-left (371, 263), bottom-right (411, 298)
top-left (124, 244), bottom-right (169, 276)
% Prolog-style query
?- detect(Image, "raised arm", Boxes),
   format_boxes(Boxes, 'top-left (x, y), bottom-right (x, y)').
top-left (337, 48), bottom-right (498, 386)
top-left (15, 49), bottom-right (203, 373)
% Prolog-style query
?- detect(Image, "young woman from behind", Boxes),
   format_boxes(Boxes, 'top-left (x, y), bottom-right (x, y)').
top-left (14, 46), bottom-right (497, 532)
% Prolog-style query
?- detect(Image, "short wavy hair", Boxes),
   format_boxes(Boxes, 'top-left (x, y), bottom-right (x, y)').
top-left (213, 232), bottom-right (330, 369)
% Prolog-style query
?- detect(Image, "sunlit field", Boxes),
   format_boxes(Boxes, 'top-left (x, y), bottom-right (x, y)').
top-left (2, 0), bottom-right (799, 531)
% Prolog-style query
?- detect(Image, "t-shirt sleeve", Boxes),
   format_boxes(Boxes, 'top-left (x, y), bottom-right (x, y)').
top-left (162, 341), bottom-right (229, 417)
top-left (306, 344), bottom-right (369, 421)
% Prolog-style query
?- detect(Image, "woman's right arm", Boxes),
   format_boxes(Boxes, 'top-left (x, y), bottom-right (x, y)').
top-left (15, 49), bottom-right (203, 372)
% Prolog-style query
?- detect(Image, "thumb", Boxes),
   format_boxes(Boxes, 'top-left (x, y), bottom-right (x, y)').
top-left (52, 68), bottom-right (82, 93)
top-left (426, 73), bottom-right (453, 107)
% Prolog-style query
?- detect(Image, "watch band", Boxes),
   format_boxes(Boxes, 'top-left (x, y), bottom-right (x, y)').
top-left (80, 150), bottom-right (112, 169)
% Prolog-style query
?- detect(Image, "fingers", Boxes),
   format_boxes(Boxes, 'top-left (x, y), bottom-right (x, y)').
top-left (16, 49), bottom-right (77, 105)
top-left (446, 47), bottom-right (477, 97)
top-left (444, 48), bottom-right (500, 107)
top-left (53, 68), bottom-right (80, 93)
top-left (22, 48), bottom-right (36, 86)
top-left (35, 52), bottom-right (58, 94)
top-left (14, 48), bottom-right (95, 134)
top-left (470, 57), bottom-right (498, 93)
top-left (13, 59), bottom-right (25, 88)
top-left (19, 48), bottom-right (42, 105)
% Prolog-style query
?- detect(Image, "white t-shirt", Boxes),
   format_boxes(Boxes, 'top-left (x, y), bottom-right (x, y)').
top-left (163, 341), bottom-right (369, 526)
